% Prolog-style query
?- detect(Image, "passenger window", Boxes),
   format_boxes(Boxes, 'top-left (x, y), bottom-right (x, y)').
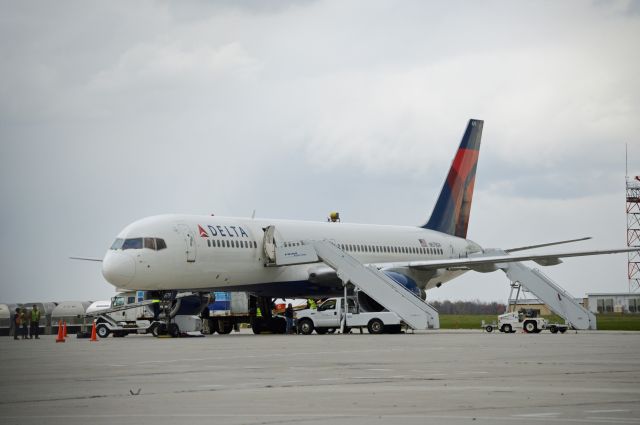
top-left (207, 240), bottom-right (211, 247)
top-left (156, 239), bottom-right (167, 250)
top-left (122, 238), bottom-right (142, 250)
top-left (110, 238), bottom-right (124, 250)
top-left (144, 238), bottom-right (156, 250)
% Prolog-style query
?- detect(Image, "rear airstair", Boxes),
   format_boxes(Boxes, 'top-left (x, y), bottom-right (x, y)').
top-left (310, 240), bottom-right (439, 329)
top-left (501, 261), bottom-right (597, 330)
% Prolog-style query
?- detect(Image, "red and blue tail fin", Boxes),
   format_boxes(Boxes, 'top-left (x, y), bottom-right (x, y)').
top-left (423, 119), bottom-right (483, 238)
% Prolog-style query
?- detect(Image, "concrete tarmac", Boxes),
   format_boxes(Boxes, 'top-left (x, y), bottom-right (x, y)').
top-left (1, 330), bottom-right (639, 425)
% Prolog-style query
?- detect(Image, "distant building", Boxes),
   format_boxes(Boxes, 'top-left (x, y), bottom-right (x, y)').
top-left (586, 293), bottom-right (640, 314)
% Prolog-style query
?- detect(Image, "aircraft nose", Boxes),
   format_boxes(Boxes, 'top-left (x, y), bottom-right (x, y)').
top-left (102, 251), bottom-right (135, 287)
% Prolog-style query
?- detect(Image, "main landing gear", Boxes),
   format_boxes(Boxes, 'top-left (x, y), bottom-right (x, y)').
top-left (148, 291), bottom-right (210, 338)
top-left (250, 296), bottom-right (286, 334)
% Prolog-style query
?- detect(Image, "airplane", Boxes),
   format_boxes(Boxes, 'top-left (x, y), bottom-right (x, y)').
top-left (98, 119), bottom-right (634, 333)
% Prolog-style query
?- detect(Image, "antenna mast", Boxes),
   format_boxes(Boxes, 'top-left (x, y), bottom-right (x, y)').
top-left (626, 144), bottom-right (640, 292)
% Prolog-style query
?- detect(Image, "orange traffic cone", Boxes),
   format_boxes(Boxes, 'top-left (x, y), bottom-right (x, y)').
top-left (90, 320), bottom-right (98, 342)
top-left (63, 321), bottom-right (68, 338)
top-left (55, 321), bottom-right (65, 343)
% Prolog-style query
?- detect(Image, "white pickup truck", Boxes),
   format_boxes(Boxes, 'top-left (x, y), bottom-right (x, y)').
top-left (296, 297), bottom-right (403, 335)
top-left (484, 311), bottom-right (568, 334)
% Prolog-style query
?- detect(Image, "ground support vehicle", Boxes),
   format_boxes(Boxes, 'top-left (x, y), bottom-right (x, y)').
top-left (84, 291), bottom-right (204, 338)
top-left (546, 323), bottom-right (569, 333)
top-left (204, 292), bottom-right (251, 334)
top-left (296, 297), bottom-right (404, 335)
top-left (483, 311), bottom-right (568, 334)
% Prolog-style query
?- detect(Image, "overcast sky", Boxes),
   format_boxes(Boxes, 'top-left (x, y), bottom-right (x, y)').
top-left (1, 0), bottom-right (640, 304)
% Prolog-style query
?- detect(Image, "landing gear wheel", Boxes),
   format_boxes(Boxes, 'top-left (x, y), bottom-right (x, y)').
top-left (367, 319), bottom-right (384, 335)
top-left (217, 321), bottom-right (233, 335)
top-left (501, 324), bottom-right (512, 333)
top-left (152, 323), bottom-right (167, 337)
top-left (298, 319), bottom-right (314, 335)
top-left (268, 317), bottom-right (287, 334)
top-left (96, 325), bottom-right (110, 339)
top-left (168, 323), bottom-right (180, 338)
top-left (524, 321), bottom-right (537, 333)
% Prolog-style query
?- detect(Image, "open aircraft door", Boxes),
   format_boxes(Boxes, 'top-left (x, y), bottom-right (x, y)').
top-left (263, 225), bottom-right (276, 265)
top-left (176, 224), bottom-right (197, 263)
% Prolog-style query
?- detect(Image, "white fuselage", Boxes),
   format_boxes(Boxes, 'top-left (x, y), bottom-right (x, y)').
top-left (102, 214), bottom-right (482, 297)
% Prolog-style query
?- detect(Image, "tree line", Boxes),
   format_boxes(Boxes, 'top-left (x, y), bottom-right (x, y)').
top-left (430, 300), bottom-right (507, 315)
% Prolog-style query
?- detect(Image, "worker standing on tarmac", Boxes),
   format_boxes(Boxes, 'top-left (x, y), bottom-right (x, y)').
top-left (20, 308), bottom-right (28, 339)
top-left (284, 303), bottom-right (294, 334)
top-left (30, 305), bottom-right (41, 339)
top-left (13, 308), bottom-right (20, 340)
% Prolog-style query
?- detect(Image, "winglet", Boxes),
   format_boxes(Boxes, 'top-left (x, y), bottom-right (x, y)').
top-left (423, 119), bottom-right (483, 238)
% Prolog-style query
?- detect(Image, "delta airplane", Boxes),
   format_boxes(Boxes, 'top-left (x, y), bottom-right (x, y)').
top-left (98, 119), bottom-right (633, 329)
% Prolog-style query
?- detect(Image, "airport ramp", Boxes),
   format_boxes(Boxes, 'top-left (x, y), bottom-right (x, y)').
top-left (311, 240), bottom-right (439, 330)
top-left (501, 261), bottom-right (597, 330)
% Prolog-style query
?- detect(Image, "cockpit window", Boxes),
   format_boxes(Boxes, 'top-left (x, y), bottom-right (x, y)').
top-left (122, 238), bottom-right (143, 250)
top-left (110, 238), bottom-right (124, 250)
top-left (112, 237), bottom-right (166, 250)
top-left (144, 238), bottom-right (156, 250)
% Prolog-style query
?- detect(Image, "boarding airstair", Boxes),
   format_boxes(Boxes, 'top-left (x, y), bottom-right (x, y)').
top-left (501, 261), bottom-right (597, 330)
top-left (310, 240), bottom-right (439, 330)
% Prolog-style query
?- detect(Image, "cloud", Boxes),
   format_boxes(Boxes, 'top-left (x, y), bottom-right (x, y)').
top-left (0, 0), bottom-right (639, 303)
top-left (88, 41), bottom-right (261, 92)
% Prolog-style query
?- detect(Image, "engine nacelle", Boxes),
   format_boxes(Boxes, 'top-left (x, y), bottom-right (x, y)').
top-left (383, 271), bottom-right (422, 298)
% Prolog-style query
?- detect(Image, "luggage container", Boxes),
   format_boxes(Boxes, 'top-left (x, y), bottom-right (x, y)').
top-left (51, 301), bottom-right (91, 334)
top-left (0, 304), bottom-right (10, 336)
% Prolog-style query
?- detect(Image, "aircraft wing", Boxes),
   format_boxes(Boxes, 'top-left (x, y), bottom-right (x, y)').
top-left (406, 247), bottom-right (638, 272)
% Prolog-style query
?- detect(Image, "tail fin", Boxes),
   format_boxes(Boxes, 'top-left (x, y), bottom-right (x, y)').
top-left (423, 119), bottom-right (483, 238)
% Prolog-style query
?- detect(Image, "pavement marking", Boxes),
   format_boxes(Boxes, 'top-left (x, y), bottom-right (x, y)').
top-left (586, 410), bottom-right (632, 413)
top-left (366, 368), bottom-right (393, 371)
top-left (584, 417), bottom-right (638, 423)
top-left (137, 358), bottom-right (206, 364)
top-left (2, 413), bottom-right (637, 423)
top-left (513, 412), bottom-right (560, 417)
